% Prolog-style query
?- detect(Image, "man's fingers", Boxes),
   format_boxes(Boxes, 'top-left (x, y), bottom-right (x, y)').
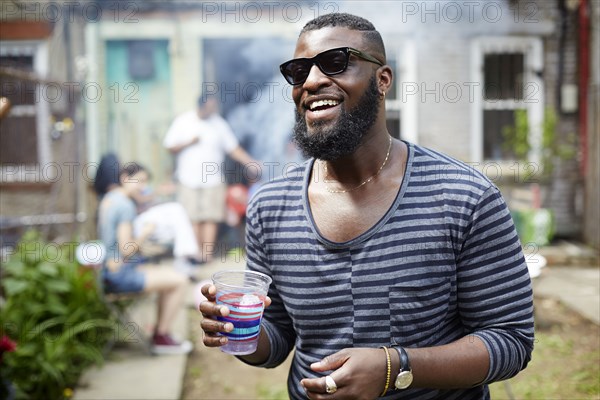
top-left (199, 311), bottom-right (233, 337)
top-left (202, 331), bottom-right (228, 347)
top-left (264, 295), bottom-right (272, 308)
top-left (310, 351), bottom-right (349, 372)
top-left (198, 301), bottom-right (229, 317)
top-left (200, 283), bottom-right (217, 300)
top-left (198, 297), bottom-right (232, 349)
top-left (301, 375), bottom-right (342, 399)
top-left (202, 333), bottom-right (228, 347)
top-left (200, 317), bottom-right (234, 348)
top-left (200, 317), bottom-right (233, 333)
top-left (301, 376), bottom-right (327, 393)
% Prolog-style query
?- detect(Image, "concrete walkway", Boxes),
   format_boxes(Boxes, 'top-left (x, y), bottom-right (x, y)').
top-left (73, 251), bottom-right (599, 400)
top-left (532, 241), bottom-right (599, 325)
top-left (74, 257), bottom-right (244, 400)
top-left (533, 266), bottom-right (600, 325)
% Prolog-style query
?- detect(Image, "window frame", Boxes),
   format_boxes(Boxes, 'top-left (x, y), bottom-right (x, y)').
top-left (470, 36), bottom-right (544, 165)
top-left (0, 40), bottom-right (51, 182)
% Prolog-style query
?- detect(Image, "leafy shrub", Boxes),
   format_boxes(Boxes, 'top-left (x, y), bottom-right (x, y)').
top-left (502, 107), bottom-right (577, 178)
top-left (0, 231), bottom-right (116, 399)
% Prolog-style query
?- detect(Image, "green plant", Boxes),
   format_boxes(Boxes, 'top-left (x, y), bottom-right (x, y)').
top-left (0, 230), bottom-right (116, 399)
top-left (502, 108), bottom-right (530, 160)
top-left (503, 107), bottom-right (577, 178)
top-left (540, 107), bottom-right (578, 177)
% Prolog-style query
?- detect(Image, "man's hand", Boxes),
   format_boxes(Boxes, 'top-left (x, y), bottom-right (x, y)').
top-left (189, 136), bottom-right (200, 146)
top-left (301, 348), bottom-right (388, 400)
top-left (198, 283), bottom-right (272, 348)
top-left (167, 136), bottom-right (199, 154)
top-left (199, 284), bottom-right (233, 347)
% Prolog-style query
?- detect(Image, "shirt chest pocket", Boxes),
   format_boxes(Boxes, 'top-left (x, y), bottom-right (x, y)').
top-left (389, 276), bottom-right (452, 348)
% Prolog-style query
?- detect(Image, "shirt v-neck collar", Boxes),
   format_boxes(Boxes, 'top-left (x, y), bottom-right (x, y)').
top-left (301, 141), bottom-right (414, 249)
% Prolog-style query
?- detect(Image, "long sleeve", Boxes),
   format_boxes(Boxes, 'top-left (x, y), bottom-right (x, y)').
top-left (456, 186), bottom-right (535, 382)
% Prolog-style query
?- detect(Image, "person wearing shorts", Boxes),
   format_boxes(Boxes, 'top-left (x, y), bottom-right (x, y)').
top-left (177, 183), bottom-right (227, 224)
top-left (163, 93), bottom-right (256, 262)
top-left (97, 162), bottom-right (192, 355)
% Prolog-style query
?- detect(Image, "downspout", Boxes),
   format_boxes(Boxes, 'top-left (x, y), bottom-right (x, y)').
top-left (557, 0), bottom-right (567, 112)
top-left (578, 0), bottom-right (590, 177)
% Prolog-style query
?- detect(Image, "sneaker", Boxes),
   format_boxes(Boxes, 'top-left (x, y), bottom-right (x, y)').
top-left (152, 333), bottom-right (193, 355)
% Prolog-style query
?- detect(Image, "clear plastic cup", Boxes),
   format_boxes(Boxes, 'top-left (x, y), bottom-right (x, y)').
top-left (212, 270), bottom-right (272, 355)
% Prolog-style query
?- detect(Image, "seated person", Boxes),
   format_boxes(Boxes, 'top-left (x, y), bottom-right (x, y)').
top-left (132, 186), bottom-right (203, 267)
top-left (97, 162), bottom-right (192, 354)
top-left (94, 153), bottom-right (202, 268)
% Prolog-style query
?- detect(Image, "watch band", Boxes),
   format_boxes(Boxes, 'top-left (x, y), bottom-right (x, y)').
top-left (393, 346), bottom-right (413, 390)
top-left (396, 346), bottom-right (411, 372)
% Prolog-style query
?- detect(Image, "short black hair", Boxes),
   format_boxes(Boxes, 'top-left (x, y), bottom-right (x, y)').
top-left (197, 92), bottom-right (216, 107)
top-left (300, 13), bottom-right (386, 63)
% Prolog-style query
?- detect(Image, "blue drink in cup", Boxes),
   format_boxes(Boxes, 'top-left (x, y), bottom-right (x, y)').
top-left (212, 270), bottom-right (272, 355)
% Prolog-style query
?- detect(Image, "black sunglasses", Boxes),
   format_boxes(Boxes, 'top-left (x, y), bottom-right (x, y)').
top-left (280, 47), bottom-right (384, 86)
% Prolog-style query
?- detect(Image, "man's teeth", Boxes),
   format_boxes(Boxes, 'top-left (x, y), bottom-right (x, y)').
top-left (309, 100), bottom-right (339, 110)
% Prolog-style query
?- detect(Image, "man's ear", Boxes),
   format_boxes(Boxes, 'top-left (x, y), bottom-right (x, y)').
top-left (377, 65), bottom-right (393, 95)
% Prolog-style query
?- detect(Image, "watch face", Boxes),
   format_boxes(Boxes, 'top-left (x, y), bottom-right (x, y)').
top-left (395, 371), bottom-right (413, 389)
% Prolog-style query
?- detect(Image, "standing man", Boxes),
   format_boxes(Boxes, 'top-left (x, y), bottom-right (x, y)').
top-left (200, 13), bottom-right (534, 399)
top-left (164, 94), bottom-right (256, 263)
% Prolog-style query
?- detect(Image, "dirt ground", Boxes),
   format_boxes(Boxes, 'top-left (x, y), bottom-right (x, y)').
top-left (182, 309), bottom-right (290, 400)
top-left (182, 296), bottom-right (599, 400)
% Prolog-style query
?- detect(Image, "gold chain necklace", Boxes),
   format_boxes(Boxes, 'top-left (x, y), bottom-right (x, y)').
top-left (321, 135), bottom-right (393, 193)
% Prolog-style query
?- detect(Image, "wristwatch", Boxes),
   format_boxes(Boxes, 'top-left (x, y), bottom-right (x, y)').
top-left (394, 346), bottom-right (413, 389)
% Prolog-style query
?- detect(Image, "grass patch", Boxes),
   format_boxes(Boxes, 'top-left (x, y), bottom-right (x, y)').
top-left (256, 382), bottom-right (289, 400)
top-left (489, 298), bottom-right (599, 399)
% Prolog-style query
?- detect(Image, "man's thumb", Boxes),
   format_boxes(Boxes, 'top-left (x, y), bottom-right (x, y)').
top-left (310, 351), bottom-right (349, 372)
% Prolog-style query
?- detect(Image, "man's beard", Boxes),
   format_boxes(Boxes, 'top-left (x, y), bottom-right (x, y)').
top-left (292, 75), bottom-right (380, 161)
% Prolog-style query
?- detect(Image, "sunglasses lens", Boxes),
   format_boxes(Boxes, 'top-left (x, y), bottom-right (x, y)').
top-left (282, 60), bottom-right (311, 85)
top-left (318, 49), bottom-right (348, 75)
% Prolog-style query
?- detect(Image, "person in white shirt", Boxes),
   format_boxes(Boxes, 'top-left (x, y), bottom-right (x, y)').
top-left (163, 94), bottom-right (256, 262)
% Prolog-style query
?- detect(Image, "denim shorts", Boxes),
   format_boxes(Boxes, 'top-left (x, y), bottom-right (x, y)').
top-left (102, 260), bottom-right (145, 294)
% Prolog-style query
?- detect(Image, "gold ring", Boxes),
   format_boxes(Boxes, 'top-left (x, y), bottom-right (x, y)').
top-left (325, 375), bottom-right (337, 394)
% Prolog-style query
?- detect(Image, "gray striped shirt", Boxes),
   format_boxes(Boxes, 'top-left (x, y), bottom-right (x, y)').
top-left (245, 142), bottom-right (534, 399)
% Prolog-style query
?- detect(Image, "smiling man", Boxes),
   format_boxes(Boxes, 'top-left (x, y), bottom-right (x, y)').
top-left (200, 13), bottom-right (534, 399)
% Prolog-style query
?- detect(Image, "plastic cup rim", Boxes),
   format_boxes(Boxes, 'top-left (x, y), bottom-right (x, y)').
top-left (211, 269), bottom-right (272, 292)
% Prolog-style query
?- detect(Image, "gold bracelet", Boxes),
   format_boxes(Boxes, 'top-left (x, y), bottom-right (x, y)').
top-left (380, 346), bottom-right (391, 397)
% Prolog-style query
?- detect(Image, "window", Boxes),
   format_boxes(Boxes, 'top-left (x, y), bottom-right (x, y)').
top-left (484, 53), bottom-right (524, 100)
top-left (470, 37), bottom-right (544, 163)
top-left (0, 42), bottom-right (50, 171)
top-left (128, 41), bottom-right (156, 80)
top-left (0, 54), bottom-right (38, 164)
top-left (483, 52), bottom-right (525, 160)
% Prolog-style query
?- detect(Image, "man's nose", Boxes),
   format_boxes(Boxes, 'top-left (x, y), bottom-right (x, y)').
top-left (302, 64), bottom-right (330, 89)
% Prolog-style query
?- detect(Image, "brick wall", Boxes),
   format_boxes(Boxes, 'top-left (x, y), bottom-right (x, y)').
top-left (538, 0), bottom-right (584, 238)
